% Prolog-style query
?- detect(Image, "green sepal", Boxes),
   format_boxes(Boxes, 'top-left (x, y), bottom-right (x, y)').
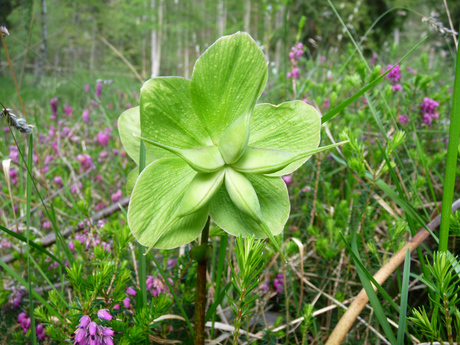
top-left (232, 141), bottom-right (349, 174)
top-left (135, 134), bottom-right (225, 173)
top-left (218, 113), bottom-right (250, 164)
top-left (175, 169), bottom-right (226, 217)
top-left (223, 167), bottom-right (285, 260)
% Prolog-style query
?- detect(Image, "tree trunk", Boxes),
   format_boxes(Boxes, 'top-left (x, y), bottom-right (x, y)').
top-left (151, 0), bottom-right (163, 78)
top-left (274, 6), bottom-right (284, 70)
top-left (244, 0), bottom-right (250, 33)
top-left (217, 0), bottom-right (226, 36)
top-left (35, 0), bottom-right (47, 84)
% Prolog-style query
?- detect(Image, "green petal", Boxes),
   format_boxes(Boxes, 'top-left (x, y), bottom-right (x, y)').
top-left (232, 142), bottom-right (348, 174)
top-left (128, 157), bottom-right (208, 249)
top-left (141, 77), bottom-right (213, 158)
top-left (118, 106), bottom-right (155, 165)
top-left (191, 32), bottom-right (267, 144)
top-left (136, 135), bottom-right (225, 173)
top-left (210, 173), bottom-right (289, 239)
top-left (249, 101), bottom-right (321, 176)
top-left (126, 168), bottom-right (139, 195)
top-left (175, 169), bottom-right (225, 217)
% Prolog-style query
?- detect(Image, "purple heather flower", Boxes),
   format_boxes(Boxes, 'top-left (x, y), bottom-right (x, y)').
top-left (167, 258), bottom-right (177, 267)
top-left (10, 169), bottom-right (18, 185)
top-left (69, 241), bottom-right (75, 250)
top-left (9, 145), bottom-right (19, 161)
top-left (385, 64), bottom-right (401, 83)
top-left (282, 175), bottom-right (292, 184)
top-left (323, 98), bottom-right (330, 109)
top-left (111, 189), bottom-right (122, 203)
top-left (43, 221), bottom-right (51, 229)
top-left (82, 109), bottom-right (90, 123)
top-left (392, 84), bottom-right (402, 92)
top-left (420, 97), bottom-right (439, 116)
top-left (96, 83), bottom-right (103, 98)
top-left (123, 297), bottom-right (130, 308)
top-left (398, 115), bottom-right (409, 126)
top-left (422, 113), bottom-right (432, 126)
top-left (126, 286), bottom-right (137, 296)
top-left (273, 273), bottom-right (284, 293)
top-left (50, 98), bottom-right (58, 117)
top-left (77, 153), bottom-right (95, 172)
top-left (84, 84), bottom-right (90, 92)
top-left (97, 309), bottom-right (112, 321)
top-left (113, 304), bottom-right (120, 310)
top-left (64, 105), bottom-right (73, 117)
top-left (18, 312), bottom-right (27, 323)
top-left (95, 131), bottom-right (109, 147)
top-left (54, 176), bottom-right (63, 187)
top-left (71, 182), bottom-right (82, 194)
top-left (370, 53), bottom-right (378, 66)
top-left (290, 68), bottom-right (300, 79)
top-left (98, 151), bottom-right (109, 163)
top-left (91, 100), bottom-right (100, 108)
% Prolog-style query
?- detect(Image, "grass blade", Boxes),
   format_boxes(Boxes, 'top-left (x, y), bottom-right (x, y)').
top-left (350, 231), bottom-right (397, 345)
top-left (0, 225), bottom-right (64, 267)
top-left (439, 24), bottom-right (460, 252)
top-left (396, 249), bottom-right (411, 345)
top-left (26, 135), bottom-right (37, 345)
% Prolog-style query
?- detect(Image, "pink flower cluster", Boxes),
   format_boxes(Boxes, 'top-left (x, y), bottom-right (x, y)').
top-left (385, 64), bottom-right (401, 83)
top-left (77, 153), bottom-right (95, 172)
top-left (146, 275), bottom-right (171, 297)
top-left (273, 273), bottom-right (284, 293)
top-left (420, 97), bottom-right (440, 126)
top-left (398, 115), bottom-right (410, 126)
top-left (72, 315), bottom-right (114, 345)
top-left (50, 98), bottom-right (58, 120)
top-left (287, 43), bottom-right (304, 79)
top-left (18, 312), bottom-right (46, 340)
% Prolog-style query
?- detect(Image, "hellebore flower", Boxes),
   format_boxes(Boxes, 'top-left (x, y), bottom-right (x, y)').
top-left (118, 32), bottom-right (345, 252)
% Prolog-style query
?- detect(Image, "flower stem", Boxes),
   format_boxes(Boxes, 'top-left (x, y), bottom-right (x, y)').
top-left (193, 217), bottom-right (211, 345)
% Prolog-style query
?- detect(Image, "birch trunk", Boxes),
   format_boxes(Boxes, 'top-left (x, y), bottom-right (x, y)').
top-left (151, 0), bottom-right (163, 78)
top-left (244, 0), bottom-right (251, 33)
top-left (217, 0), bottom-right (226, 37)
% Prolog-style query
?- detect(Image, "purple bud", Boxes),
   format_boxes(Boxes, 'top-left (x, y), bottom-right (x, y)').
top-left (97, 309), bottom-right (112, 321)
top-left (96, 83), bottom-right (103, 98)
top-left (18, 312), bottom-right (27, 322)
top-left (80, 315), bottom-right (91, 328)
top-left (113, 304), bottom-right (120, 310)
top-left (88, 321), bottom-right (97, 336)
top-left (123, 297), bottom-right (130, 308)
top-left (126, 286), bottom-right (137, 296)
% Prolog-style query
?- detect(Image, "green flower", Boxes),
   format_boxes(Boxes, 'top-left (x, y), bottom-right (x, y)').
top-left (118, 32), bottom-right (345, 252)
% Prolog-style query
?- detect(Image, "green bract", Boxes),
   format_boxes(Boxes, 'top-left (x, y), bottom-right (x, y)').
top-left (118, 32), bottom-right (346, 251)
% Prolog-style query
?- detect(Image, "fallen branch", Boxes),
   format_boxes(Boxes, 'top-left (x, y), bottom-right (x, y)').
top-left (325, 198), bottom-right (460, 345)
top-left (1, 196), bottom-right (130, 264)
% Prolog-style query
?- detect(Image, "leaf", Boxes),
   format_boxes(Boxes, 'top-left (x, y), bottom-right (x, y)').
top-left (128, 158), bottom-right (208, 249)
top-left (118, 106), bottom-right (155, 165)
top-left (232, 141), bottom-right (348, 174)
top-left (210, 173), bottom-right (289, 239)
top-left (249, 101), bottom-right (321, 176)
top-left (135, 135), bottom-right (225, 173)
top-left (140, 77), bottom-right (213, 159)
top-left (191, 32), bottom-right (267, 144)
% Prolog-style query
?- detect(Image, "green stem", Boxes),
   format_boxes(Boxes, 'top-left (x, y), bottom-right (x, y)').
top-left (193, 217), bottom-right (211, 345)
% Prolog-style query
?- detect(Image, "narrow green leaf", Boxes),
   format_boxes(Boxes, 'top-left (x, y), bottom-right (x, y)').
top-left (26, 135), bottom-right (37, 345)
top-left (321, 36), bottom-right (427, 124)
top-left (439, 26), bottom-right (460, 252)
top-left (397, 249), bottom-right (411, 345)
top-left (0, 225), bottom-right (64, 267)
top-left (350, 232), bottom-right (397, 345)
